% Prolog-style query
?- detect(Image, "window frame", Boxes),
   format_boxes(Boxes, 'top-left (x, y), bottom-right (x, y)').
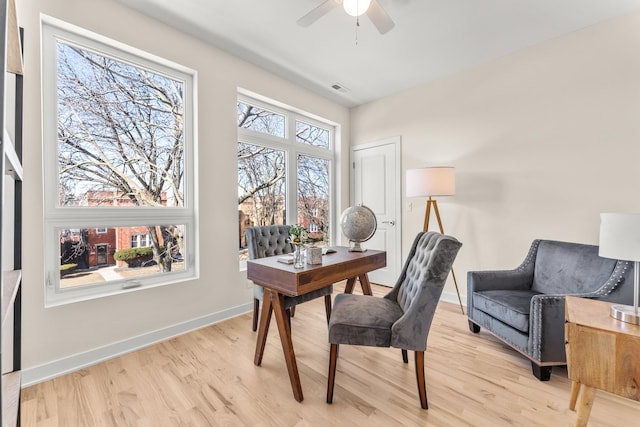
top-left (237, 93), bottom-right (336, 270)
top-left (42, 16), bottom-right (199, 307)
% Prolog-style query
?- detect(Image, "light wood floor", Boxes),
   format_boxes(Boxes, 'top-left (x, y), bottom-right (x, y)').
top-left (22, 283), bottom-right (639, 426)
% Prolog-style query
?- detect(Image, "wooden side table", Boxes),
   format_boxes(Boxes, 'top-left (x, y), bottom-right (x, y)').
top-left (565, 296), bottom-right (640, 426)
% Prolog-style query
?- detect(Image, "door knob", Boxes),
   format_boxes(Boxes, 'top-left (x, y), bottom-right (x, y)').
top-left (382, 220), bottom-right (395, 226)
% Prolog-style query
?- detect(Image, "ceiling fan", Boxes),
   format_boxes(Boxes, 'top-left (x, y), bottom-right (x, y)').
top-left (297, 0), bottom-right (395, 35)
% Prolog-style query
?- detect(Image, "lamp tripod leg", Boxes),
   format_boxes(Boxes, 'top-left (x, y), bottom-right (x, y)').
top-left (426, 199), bottom-right (465, 315)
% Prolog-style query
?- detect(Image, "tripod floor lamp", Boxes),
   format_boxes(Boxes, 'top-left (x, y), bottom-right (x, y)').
top-left (406, 166), bottom-right (464, 314)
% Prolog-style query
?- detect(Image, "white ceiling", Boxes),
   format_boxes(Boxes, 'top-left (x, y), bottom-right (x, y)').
top-left (116, 0), bottom-right (640, 107)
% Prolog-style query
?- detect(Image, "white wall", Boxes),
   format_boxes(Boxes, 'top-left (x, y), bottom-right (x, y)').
top-left (19, 0), bottom-right (350, 383)
top-left (350, 12), bottom-right (640, 304)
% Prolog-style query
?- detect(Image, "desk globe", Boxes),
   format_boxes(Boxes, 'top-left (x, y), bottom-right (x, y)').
top-left (340, 205), bottom-right (377, 252)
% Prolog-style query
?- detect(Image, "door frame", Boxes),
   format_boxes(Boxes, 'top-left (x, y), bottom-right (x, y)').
top-left (350, 136), bottom-right (402, 285)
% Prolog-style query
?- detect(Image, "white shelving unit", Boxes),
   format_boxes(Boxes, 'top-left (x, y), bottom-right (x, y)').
top-left (0, 0), bottom-right (23, 425)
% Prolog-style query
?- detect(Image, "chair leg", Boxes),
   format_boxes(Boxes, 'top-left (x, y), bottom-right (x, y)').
top-left (415, 351), bottom-right (428, 409)
top-left (290, 306), bottom-right (296, 318)
top-left (468, 320), bottom-right (480, 333)
top-left (324, 295), bottom-right (332, 325)
top-left (531, 362), bottom-right (552, 381)
top-left (327, 343), bottom-right (339, 403)
top-left (402, 349), bottom-right (408, 363)
top-left (286, 309), bottom-right (292, 330)
top-left (252, 298), bottom-right (260, 332)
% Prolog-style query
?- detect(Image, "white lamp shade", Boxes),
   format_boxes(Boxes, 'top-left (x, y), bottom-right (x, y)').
top-left (343, 0), bottom-right (371, 17)
top-left (406, 167), bottom-right (455, 197)
top-left (599, 213), bottom-right (640, 261)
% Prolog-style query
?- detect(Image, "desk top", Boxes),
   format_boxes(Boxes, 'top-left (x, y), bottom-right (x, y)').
top-left (565, 296), bottom-right (640, 337)
top-left (247, 246), bottom-right (386, 297)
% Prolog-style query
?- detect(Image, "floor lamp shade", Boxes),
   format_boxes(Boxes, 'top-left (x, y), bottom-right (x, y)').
top-left (406, 167), bottom-right (455, 197)
top-left (599, 212), bottom-right (640, 325)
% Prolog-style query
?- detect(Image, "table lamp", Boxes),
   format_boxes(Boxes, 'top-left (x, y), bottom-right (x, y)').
top-left (599, 213), bottom-right (640, 325)
top-left (406, 166), bottom-right (463, 314)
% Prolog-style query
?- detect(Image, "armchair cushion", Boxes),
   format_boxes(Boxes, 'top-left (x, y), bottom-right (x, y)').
top-left (473, 290), bottom-right (542, 333)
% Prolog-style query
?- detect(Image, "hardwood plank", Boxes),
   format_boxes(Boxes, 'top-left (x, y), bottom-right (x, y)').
top-left (22, 283), bottom-right (640, 426)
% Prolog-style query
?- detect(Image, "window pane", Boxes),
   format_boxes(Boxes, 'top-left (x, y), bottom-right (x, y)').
top-left (238, 143), bottom-right (286, 260)
top-left (296, 120), bottom-right (329, 149)
top-left (297, 155), bottom-right (330, 243)
top-left (56, 41), bottom-right (185, 208)
top-left (59, 224), bottom-right (185, 289)
top-left (237, 101), bottom-right (285, 138)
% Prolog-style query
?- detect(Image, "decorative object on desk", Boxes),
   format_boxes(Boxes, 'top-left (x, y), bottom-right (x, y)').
top-left (406, 166), bottom-right (463, 314)
top-left (306, 247), bottom-right (323, 265)
top-left (289, 224), bottom-right (307, 246)
top-left (340, 204), bottom-right (377, 252)
top-left (292, 246), bottom-right (305, 268)
top-left (289, 224), bottom-right (308, 268)
top-left (599, 213), bottom-right (640, 325)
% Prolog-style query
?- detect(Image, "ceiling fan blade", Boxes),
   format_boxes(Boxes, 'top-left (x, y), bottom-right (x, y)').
top-left (297, 1), bottom-right (341, 27)
top-left (366, 0), bottom-right (395, 34)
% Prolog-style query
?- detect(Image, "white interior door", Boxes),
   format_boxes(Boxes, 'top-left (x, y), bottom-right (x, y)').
top-left (351, 137), bottom-right (401, 286)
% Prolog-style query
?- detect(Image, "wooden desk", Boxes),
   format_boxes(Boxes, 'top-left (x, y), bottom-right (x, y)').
top-left (565, 296), bottom-right (640, 426)
top-left (248, 247), bottom-right (386, 402)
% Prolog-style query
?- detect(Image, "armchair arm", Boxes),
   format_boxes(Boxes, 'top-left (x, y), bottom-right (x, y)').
top-left (467, 269), bottom-right (533, 292)
top-left (528, 295), bottom-right (567, 363)
top-left (528, 290), bottom-right (605, 363)
top-left (467, 269), bottom-right (534, 314)
top-left (467, 239), bottom-right (540, 313)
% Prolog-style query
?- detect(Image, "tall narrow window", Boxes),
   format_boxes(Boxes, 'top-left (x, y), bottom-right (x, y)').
top-left (237, 95), bottom-right (335, 265)
top-left (42, 16), bottom-right (198, 306)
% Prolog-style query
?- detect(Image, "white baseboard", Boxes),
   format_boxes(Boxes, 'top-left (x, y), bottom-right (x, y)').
top-left (22, 302), bottom-right (253, 387)
top-left (440, 290), bottom-right (468, 310)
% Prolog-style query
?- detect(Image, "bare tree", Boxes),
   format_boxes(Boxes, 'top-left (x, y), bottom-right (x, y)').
top-left (237, 104), bottom-right (287, 228)
top-left (237, 104), bottom-right (331, 242)
top-left (57, 43), bottom-right (184, 271)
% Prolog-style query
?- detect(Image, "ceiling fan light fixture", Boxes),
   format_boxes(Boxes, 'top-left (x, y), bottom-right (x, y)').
top-left (343, 0), bottom-right (372, 17)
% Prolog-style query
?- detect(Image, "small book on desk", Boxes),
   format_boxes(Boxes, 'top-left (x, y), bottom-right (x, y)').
top-left (277, 255), bottom-right (294, 264)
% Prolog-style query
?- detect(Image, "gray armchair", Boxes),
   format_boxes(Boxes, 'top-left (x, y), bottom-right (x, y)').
top-left (244, 225), bottom-right (333, 331)
top-left (327, 232), bottom-right (462, 409)
top-left (467, 239), bottom-right (633, 380)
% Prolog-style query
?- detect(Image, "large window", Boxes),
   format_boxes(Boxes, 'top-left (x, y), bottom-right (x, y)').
top-left (42, 16), bottom-right (198, 306)
top-left (237, 95), bottom-right (334, 264)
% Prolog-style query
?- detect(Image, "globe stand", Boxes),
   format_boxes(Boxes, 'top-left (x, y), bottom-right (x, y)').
top-left (348, 241), bottom-right (367, 252)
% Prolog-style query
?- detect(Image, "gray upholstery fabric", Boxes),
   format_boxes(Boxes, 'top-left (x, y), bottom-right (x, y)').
top-left (473, 290), bottom-right (542, 333)
top-left (245, 225), bottom-right (294, 259)
top-left (329, 294), bottom-right (404, 347)
top-left (531, 241), bottom-right (617, 294)
top-left (329, 232), bottom-right (462, 352)
top-left (467, 239), bottom-right (634, 369)
top-left (244, 225), bottom-right (332, 309)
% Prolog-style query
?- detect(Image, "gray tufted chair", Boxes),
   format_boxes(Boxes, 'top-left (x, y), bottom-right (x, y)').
top-left (244, 225), bottom-right (333, 331)
top-left (326, 231), bottom-right (462, 409)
